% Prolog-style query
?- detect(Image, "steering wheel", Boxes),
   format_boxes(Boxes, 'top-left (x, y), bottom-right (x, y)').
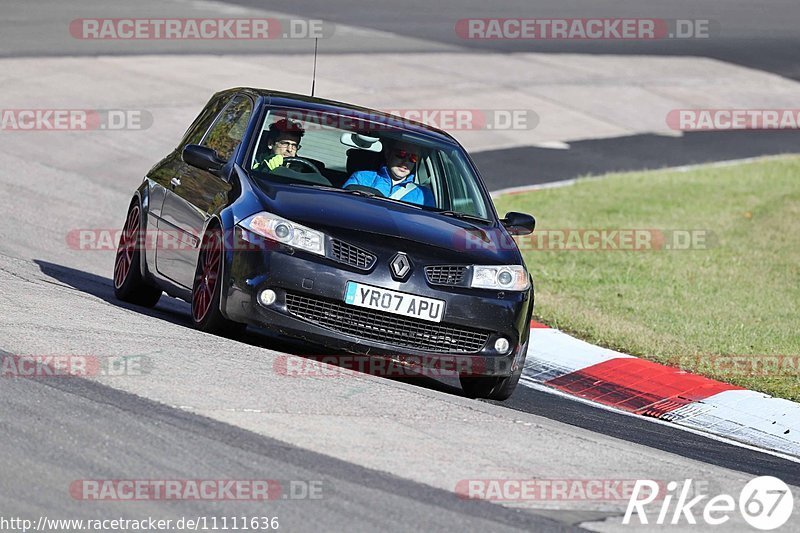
top-left (283, 156), bottom-right (321, 174)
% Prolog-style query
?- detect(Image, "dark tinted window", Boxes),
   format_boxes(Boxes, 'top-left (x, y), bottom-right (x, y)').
top-left (181, 95), bottom-right (230, 147)
top-left (248, 108), bottom-right (492, 217)
top-left (202, 95), bottom-right (253, 161)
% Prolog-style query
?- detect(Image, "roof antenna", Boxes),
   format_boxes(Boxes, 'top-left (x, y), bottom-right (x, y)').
top-left (311, 38), bottom-right (319, 97)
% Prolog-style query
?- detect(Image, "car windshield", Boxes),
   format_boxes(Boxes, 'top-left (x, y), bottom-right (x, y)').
top-left (247, 107), bottom-right (493, 221)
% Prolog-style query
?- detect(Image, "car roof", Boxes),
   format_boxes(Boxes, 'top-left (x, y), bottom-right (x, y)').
top-left (215, 87), bottom-right (460, 146)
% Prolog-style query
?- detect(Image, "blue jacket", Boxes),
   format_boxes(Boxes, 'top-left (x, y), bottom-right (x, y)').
top-left (343, 166), bottom-right (434, 207)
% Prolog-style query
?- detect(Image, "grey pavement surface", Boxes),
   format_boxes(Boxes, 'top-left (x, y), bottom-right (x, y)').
top-left (1, 255), bottom-right (798, 532)
top-left (0, 112), bottom-right (798, 529)
top-left (4, 0), bottom-right (800, 187)
top-left (0, 354), bottom-right (577, 532)
top-left (2, 51), bottom-right (799, 192)
top-left (221, 0), bottom-right (800, 80)
top-left (0, 0), bottom-right (458, 57)
top-left (4, 0), bottom-right (799, 81)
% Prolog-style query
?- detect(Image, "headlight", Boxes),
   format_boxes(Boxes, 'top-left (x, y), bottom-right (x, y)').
top-left (239, 213), bottom-right (325, 256)
top-left (471, 265), bottom-right (529, 291)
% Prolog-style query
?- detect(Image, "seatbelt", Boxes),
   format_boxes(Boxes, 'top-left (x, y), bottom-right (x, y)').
top-left (389, 183), bottom-right (419, 200)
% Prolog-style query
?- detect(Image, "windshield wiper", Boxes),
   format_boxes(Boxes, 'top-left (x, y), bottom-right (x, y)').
top-left (436, 210), bottom-right (491, 225)
top-left (297, 184), bottom-right (379, 198)
top-left (291, 183), bottom-right (428, 209)
top-left (289, 184), bottom-right (374, 196)
top-left (340, 188), bottom-right (377, 198)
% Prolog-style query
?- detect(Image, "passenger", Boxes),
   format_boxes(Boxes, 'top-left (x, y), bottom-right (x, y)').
top-left (342, 141), bottom-right (434, 206)
top-left (253, 119), bottom-right (305, 171)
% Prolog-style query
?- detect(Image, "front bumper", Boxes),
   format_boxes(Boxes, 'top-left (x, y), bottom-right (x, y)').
top-left (223, 228), bottom-right (533, 377)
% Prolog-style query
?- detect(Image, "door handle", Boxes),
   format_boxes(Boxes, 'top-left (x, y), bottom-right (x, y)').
top-left (170, 177), bottom-right (181, 189)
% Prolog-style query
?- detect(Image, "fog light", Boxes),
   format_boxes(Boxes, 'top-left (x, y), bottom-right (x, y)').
top-left (258, 289), bottom-right (277, 307)
top-left (494, 337), bottom-right (510, 354)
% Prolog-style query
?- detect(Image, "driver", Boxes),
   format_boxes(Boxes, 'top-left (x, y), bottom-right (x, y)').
top-left (253, 118), bottom-right (305, 171)
top-left (342, 141), bottom-right (434, 206)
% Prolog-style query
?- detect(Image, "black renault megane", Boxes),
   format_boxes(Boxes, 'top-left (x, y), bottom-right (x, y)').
top-left (113, 88), bottom-right (536, 400)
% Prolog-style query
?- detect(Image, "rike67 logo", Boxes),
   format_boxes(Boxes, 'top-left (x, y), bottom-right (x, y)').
top-left (624, 477), bottom-right (794, 530)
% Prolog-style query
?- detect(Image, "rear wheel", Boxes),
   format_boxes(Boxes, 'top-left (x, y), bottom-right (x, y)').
top-left (191, 227), bottom-right (245, 337)
top-left (113, 201), bottom-right (162, 307)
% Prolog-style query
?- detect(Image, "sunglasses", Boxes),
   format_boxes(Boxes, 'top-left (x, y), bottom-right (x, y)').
top-left (393, 150), bottom-right (419, 164)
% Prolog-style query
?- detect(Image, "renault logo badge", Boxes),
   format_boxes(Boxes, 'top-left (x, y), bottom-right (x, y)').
top-left (390, 252), bottom-right (412, 280)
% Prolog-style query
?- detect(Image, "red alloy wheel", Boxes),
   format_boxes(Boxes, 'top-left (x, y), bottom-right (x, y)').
top-left (114, 204), bottom-right (140, 289)
top-left (193, 231), bottom-right (222, 322)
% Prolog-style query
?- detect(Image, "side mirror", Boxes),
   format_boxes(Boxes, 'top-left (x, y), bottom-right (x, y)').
top-left (183, 144), bottom-right (226, 174)
top-left (501, 212), bottom-right (535, 236)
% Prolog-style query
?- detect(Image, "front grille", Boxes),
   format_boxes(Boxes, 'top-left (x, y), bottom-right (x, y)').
top-left (330, 239), bottom-right (376, 270)
top-left (285, 293), bottom-right (489, 353)
top-left (426, 265), bottom-right (468, 286)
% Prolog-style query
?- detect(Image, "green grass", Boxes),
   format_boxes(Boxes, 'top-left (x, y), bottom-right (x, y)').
top-left (493, 155), bottom-right (800, 400)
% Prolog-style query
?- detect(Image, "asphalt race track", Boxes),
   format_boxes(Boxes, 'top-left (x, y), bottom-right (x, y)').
top-left (0, 346), bottom-right (573, 532)
top-left (221, 0), bottom-right (800, 81)
top-left (1, 1), bottom-right (799, 531)
top-left (7, 0), bottom-right (798, 81)
top-left (4, 0), bottom-right (800, 187)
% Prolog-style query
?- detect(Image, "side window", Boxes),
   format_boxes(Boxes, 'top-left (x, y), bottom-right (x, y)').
top-left (202, 95), bottom-right (253, 161)
top-left (437, 151), bottom-right (488, 218)
top-left (417, 155), bottom-right (439, 207)
top-left (181, 95), bottom-right (230, 147)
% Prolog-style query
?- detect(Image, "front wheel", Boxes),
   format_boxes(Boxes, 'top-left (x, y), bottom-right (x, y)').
top-left (460, 369), bottom-right (522, 401)
top-left (113, 201), bottom-right (162, 307)
top-left (191, 227), bottom-right (245, 337)
top-left (460, 342), bottom-right (527, 401)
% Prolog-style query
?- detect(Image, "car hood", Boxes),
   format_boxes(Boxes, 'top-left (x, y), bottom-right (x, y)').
top-left (249, 182), bottom-right (521, 263)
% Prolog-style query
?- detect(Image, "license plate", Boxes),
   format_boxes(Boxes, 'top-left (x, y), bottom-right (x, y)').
top-left (344, 281), bottom-right (445, 323)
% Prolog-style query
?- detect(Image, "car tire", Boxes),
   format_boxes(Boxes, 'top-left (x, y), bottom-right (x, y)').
top-left (459, 368), bottom-right (522, 401)
top-left (460, 340), bottom-right (528, 401)
top-left (113, 200), bottom-right (162, 307)
top-left (191, 226), bottom-right (246, 338)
